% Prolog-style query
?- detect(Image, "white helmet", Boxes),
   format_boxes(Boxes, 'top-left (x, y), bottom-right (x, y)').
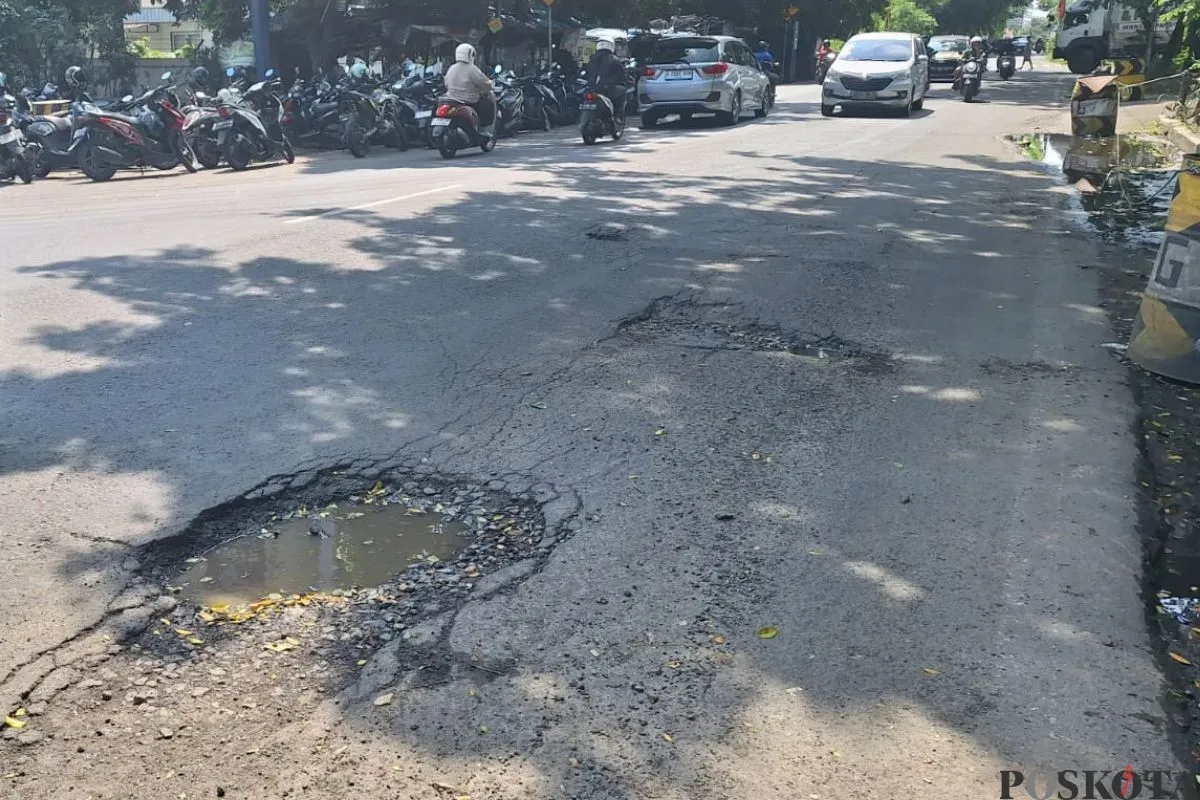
top-left (596, 39), bottom-right (615, 53)
top-left (455, 43), bottom-right (477, 64)
top-left (971, 36), bottom-right (983, 44)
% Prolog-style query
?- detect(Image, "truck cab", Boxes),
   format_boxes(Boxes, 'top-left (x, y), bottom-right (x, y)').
top-left (1054, 0), bottom-right (1174, 74)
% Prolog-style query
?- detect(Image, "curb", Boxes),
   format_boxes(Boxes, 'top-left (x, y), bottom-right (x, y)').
top-left (1161, 115), bottom-right (1200, 154)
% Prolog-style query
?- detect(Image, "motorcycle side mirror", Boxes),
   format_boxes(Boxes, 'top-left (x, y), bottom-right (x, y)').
top-left (226, 67), bottom-right (237, 78)
top-left (161, 71), bottom-right (172, 82)
top-left (494, 65), bottom-right (504, 75)
top-left (265, 69), bottom-right (276, 79)
top-left (122, 94), bottom-right (134, 103)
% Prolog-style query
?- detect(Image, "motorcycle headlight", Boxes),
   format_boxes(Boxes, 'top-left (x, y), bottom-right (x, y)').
top-left (965, 62), bottom-right (979, 73)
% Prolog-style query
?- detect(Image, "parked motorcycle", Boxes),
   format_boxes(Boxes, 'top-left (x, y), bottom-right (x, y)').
top-left (815, 52), bottom-right (837, 84)
top-left (281, 75), bottom-right (346, 151)
top-left (997, 53), bottom-right (1015, 80)
top-left (492, 67), bottom-right (525, 138)
top-left (72, 71), bottom-right (200, 181)
top-left (959, 57), bottom-right (983, 102)
top-left (216, 69), bottom-right (294, 170)
top-left (391, 71), bottom-right (441, 148)
top-left (14, 89), bottom-right (73, 177)
top-left (0, 84), bottom-right (35, 184)
top-left (431, 99), bottom-right (496, 159)
top-left (579, 88), bottom-right (625, 145)
top-left (519, 73), bottom-right (554, 132)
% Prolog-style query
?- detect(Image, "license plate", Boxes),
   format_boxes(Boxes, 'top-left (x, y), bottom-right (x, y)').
top-left (415, 110), bottom-right (432, 119)
top-left (213, 120), bottom-right (233, 129)
top-left (665, 70), bottom-right (692, 80)
top-left (0, 129), bottom-right (18, 145)
top-left (580, 104), bottom-right (596, 110)
top-left (431, 118), bottom-right (450, 127)
top-left (850, 91), bottom-right (876, 100)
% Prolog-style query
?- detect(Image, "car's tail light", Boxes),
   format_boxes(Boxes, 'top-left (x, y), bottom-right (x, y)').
top-left (701, 63), bottom-right (729, 75)
top-left (584, 92), bottom-right (596, 102)
top-left (642, 67), bottom-right (657, 78)
top-left (436, 104), bottom-right (453, 117)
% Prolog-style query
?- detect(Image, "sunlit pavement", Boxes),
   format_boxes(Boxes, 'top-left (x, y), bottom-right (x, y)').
top-left (0, 63), bottom-right (1180, 798)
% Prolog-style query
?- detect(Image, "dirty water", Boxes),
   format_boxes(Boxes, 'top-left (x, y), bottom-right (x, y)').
top-left (178, 504), bottom-right (470, 606)
top-left (1012, 132), bottom-right (1179, 249)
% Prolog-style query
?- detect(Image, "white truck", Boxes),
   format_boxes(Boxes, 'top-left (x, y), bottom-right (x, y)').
top-left (1054, 0), bottom-right (1175, 74)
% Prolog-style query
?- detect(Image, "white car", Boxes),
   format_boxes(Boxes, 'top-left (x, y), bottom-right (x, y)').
top-left (821, 32), bottom-right (930, 117)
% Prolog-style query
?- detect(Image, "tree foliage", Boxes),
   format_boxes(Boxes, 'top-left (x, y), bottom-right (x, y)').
top-left (0, 0), bottom-right (136, 87)
top-left (875, 0), bottom-right (937, 34)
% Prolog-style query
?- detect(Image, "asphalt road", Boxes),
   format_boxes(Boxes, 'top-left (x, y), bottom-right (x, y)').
top-left (0, 66), bottom-right (1181, 798)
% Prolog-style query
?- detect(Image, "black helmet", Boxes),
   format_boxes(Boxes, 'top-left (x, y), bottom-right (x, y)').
top-left (65, 65), bottom-right (87, 87)
top-left (190, 66), bottom-right (209, 86)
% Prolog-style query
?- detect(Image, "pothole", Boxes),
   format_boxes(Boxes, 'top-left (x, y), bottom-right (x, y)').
top-left (1011, 132), bottom-right (1179, 248)
top-left (616, 298), bottom-right (895, 373)
top-left (177, 500), bottom-right (472, 607)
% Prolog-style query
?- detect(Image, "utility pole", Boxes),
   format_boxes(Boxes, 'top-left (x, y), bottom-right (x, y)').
top-left (250, 0), bottom-right (271, 77)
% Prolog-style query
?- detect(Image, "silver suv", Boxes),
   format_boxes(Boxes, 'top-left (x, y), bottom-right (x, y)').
top-left (638, 35), bottom-right (772, 129)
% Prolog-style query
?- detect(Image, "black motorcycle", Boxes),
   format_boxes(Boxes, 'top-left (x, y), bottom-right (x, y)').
top-left (432, 99), bottom-right (496, 159)
top-left (217, 70), bottom-right (294, 170)
top-left (492, 67), bottom-right (525, 138)
top-left (997, 53), bottom-right (1015, 80)
top-left (282, 75), bottom-right (350, 152)
top-left (579, 87), bottom-right (625, 145)
top-left (519, 73), bottom-right (555, 132)
top-left (959, 57), bottom-right (983, 102)
top-left (72, 71), bottom-right (200, 182)
top-left (391, 71), bottom-right (441, 148)
top-left (14, 90), bottom-right (72, 177)
top-left (0, 90), bottom-right (35, 184)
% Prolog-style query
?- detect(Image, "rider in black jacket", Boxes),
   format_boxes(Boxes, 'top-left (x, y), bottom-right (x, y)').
top-left (586, 39), bottom-right (628, 122)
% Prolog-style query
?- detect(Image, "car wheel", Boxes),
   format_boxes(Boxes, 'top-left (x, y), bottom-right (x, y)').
top-left (718, 92), bottom-right (741, 126)
top-left (755, 88), bottom-right (768, 118)
top-left (900, 93), bottom-right (913, 117)
top-left (912, 92), bottom-right (924, 111)
top-left (820, 103), bottom-right (835, 117)
top-left (640, 113), bottom-right (659, 129)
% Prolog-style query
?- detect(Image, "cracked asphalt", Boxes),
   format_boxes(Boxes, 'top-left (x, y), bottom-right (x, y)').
top-left (0, 66), bottom-right (1184, 798)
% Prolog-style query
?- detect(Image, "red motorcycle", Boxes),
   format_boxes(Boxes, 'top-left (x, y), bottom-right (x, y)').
top-left (72, 71), bottom-right (199, 182)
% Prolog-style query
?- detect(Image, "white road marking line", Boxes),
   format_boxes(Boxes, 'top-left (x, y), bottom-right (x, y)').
top-left (283, 184), bottom-right (464, 225)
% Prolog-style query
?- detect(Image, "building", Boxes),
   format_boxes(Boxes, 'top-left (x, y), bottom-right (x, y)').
top-left (123, 0), bottom-right (211, 54)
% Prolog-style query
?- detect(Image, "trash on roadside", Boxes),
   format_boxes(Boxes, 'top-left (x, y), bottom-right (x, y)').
top-left (1158, 594), bottom-right (1200, 623)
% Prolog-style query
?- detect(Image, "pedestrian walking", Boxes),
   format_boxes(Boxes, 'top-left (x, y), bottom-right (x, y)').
top-left (1021, 45), bottom-right (1034, 70)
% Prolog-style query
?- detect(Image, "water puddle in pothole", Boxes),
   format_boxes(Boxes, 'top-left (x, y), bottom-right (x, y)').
top-left (1013, 132), bottom-right (1179, 248)
top-left (178, 504), bottom-right (470, 606)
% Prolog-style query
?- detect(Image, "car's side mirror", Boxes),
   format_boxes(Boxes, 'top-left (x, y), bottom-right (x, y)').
top-left (918, 54), bottom-right (929, 62)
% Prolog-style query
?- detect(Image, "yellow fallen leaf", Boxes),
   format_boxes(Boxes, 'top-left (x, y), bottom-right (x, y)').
top-left (187, 637), bottom-right (204, 646)
top-left (174, 628), bottom-right (192, 637)
top-left (197, 611), bottom-right (217, 623)
top-left (268, 593), bottom-right (283, 601)
top-left (478, 725), bottom-right (489, 734)
top-left (922, 667), bottom-right (940, 676)
top-left (468, 687), bottom-right (477, 697)
top-left (1170, 652), bottom-right (1192, 665)
top-left (210, 602), bottom-right (229, 613)
top-left (662, 733), bottom-right (674, 743)
top-left (264, 640), bottom-right (296, 653)
top-left (3, 716), bottom-right (26, 730)
top-left (710, 634), bottom-right (727, 645)
top-left (12, 708), bottom-right (24, 718)
top-left (1170, 455), bottom-right (1184, 462)
top-left (357, 659), bottom-right (368, 667)
top-left (757, 626), bottom-right (778, 640)
top-left (655, 429), bottom-right (667, 436)
top-left (373, 692), bottom-right (394, 707)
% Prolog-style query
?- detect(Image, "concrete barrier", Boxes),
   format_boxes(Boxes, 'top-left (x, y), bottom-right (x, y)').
top-left (1128, 153), bottom-right (1200, 383)
top-left (1072, 75), bottom-right (1120, 138)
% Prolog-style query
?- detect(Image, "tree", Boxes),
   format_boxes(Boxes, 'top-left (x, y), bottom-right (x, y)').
top-left (0, 0), bottom-right (135, 87)
top-left (876, 0), bottom-right (937, 34)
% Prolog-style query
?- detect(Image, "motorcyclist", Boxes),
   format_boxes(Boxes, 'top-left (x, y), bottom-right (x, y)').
top-left (444, 43), bottom-right (496, 135)
top-left (755, 40), bottom-right (776, 70)
top-left (954, 35), bottom-right (988, 87)
top-left (816, 39), bottom-right (833, 63)
top-left (586, 38), bottom-right (628, 122)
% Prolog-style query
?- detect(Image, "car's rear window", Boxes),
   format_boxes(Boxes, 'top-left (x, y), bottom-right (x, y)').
top-left (650, 39), bottom-right (720, 65)
top-left (930, 37), bottom-right (967, 53)
top-left (840, 38), bottom-right (912, 62)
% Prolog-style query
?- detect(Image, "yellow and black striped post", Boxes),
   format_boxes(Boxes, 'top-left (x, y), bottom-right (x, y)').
top-left (1071, 74), bottom-right (1119, 138)
top-left (1128, 154), bottom-right (1200, 384)
top-left (30, 100), bottom-right (69, 115)
top-left (1100, 57), bottom-right (1146, 101)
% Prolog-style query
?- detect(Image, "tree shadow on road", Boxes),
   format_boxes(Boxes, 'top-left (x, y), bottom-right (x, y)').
top-left (1, 124), bottom-right (1174, 797)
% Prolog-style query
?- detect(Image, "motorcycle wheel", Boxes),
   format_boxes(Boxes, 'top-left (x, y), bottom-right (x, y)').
top-left (225, 135), bottom-right (253, 171)
top-left (32, 150), bottom-right (51, 179)
top-left (14, 154), bottom-right (33, 184)
top-left (581, 124), bottom-right (597, 146)
top-left (77, 142), bottom-right (116, 182)
top-left (345, 122), bottom-right (369, 158)
top-left (613, 115), bottom-right (625, 141)
top-left (480, 131), bottom-right (496, 153)
top-left (963, 85), bottom-right (978, 102)
top-left (175, 135), bottom-right (200, 173)
top-left (280, 136), bottom-right (295, 164)
top-left (193, 137), bottom-right (222, 170)
top-left (437, 129), bottom-right (458, 160)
